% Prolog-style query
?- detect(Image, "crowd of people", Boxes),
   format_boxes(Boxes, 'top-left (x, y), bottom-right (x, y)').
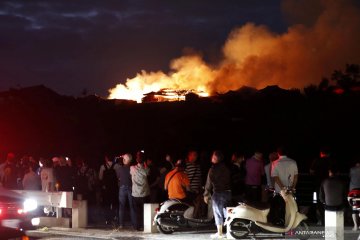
top-left (0, 147), bottom-right (359, 237)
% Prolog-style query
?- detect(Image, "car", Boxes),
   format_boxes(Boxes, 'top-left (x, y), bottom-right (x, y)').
top-left (0, 186), bottom-right (37, 231)
top-left (0, 226), bottom-right (30, 240)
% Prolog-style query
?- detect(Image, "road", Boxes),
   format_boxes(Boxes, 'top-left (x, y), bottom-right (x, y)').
top-left (26, 226), bottom-right (360, 240)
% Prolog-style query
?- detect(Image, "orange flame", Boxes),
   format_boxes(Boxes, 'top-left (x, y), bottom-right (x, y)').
top-left (109, 0), bottom-right (360, 102)
top-left (108, 55), bottom-right (214, 103)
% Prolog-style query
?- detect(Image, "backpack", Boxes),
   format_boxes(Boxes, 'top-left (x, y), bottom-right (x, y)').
top-left (102, 163), bottom-right (118, 189)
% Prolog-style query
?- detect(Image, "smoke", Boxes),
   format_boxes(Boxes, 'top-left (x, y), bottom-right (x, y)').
top-left (211, 0), bottom-right (360, 91)
top-left (109, 0), bottom-right (360, 100)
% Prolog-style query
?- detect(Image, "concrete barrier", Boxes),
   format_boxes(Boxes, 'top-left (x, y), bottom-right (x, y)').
top-left (325, 210), bottom-right (344, 240)
top-left (144, 203), bottom-right (159, 233)
top-left (72, 200), bottom-right (87, 228)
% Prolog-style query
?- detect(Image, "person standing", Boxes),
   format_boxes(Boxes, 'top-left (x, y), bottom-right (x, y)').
top-left (54, 157), bottom-right (76, 192)
top-left (204, 151), bottom-right (231, 239)
top-left (230, 152), bottom-right (246, 204)
top-left (130, 151), bottom-right (150, 231)
top-left (309, 147), bottom-right (336, 225)
top-left (40, 158), bottom-right (56, 216)
top-left (319, 165), bottom-right (347, 211)
top-left (269, 146), bottom-right (298, 226)
top-left (264, 152), bottom-right (278, 190)
top-left (22, 163), bottom-right (41, 190)
top-left (263, 151), bottom-right (278, 202)
top-left (245, 150), bottom-right (264, 203)
top-left (74, 157), bottom-right (97, 223)
top-left (147, 158), bottom-right (161, 203)
top-left (99, 155), bottom-right (120, 225)
top-left (348, 160), bottom-right (360, 230)
top-left (1, 153), bottom-right (18, 189)
top-left (185, 150), bottom-right (202, 201)
top-left (40, 158), bottom-right (55, 192)
top-left (116, 153), bottom-right (136, 229)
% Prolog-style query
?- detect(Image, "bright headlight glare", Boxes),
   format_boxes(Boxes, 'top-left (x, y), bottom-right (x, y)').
top-left (31, 218), bottom-right (40, 226)
top-left (24, 199), bottom-right (38, 212)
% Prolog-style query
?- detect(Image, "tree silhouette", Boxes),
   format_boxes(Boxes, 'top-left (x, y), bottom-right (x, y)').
top-left (318, 78), bottom-right (330, 91)
top-left (331, 64), bottom-right (360, 92)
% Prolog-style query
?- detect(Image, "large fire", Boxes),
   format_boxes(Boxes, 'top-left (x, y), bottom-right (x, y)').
top-left (108, 55), bottom-right (214, 103)
top-left (109, 0), bottom-right (360, 103)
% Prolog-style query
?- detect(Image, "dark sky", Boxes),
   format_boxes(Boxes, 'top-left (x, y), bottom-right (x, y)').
top-left (0, 0), bottom-right (287, 97)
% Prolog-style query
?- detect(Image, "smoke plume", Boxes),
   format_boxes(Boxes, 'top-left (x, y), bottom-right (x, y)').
top-left (109, 0), bottom-right (360, 101)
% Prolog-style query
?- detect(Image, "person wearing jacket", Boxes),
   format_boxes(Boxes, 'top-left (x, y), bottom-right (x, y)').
top-left (204, 151), bottom-right (231, 239)
top-left (130, 151), bottom-right (150, 230)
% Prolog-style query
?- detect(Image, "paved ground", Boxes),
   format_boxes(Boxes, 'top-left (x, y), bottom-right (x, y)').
top-left (26, 225), bottom-right (360, 240)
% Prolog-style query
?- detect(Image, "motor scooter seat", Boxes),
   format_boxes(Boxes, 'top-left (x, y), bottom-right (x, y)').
top-left (244, 201), bottom-right (270, 210)
top-left (184, 206), bottom-right (213, 223)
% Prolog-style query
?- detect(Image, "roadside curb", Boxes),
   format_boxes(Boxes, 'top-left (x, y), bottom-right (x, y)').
top-left (28, 227), bottom-right (149, 239)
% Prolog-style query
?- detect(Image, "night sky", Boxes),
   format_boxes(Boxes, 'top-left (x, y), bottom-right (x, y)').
top-left (2, 0), bottom-right (360, 99)
top-left (0, 0), bottom-right (287, 97)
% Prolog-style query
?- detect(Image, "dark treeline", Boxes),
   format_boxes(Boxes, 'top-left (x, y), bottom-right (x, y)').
top-left (0, 65), bottom-right (359, 173)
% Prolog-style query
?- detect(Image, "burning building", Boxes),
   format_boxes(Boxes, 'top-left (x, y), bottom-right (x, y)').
top-left (108, 0), bottom-right (360, 103)
top-left (141, 88), bottom-right (208, 103)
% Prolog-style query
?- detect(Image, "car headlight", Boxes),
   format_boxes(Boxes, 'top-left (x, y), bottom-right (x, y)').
top-left (24, 199), bottom-right (38, 212)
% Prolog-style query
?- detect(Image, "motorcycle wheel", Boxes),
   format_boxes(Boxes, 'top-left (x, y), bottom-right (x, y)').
top-left (229, 219), bottom-right (250, 239)
top-left (292, 221), bottom-right (310, 240)
top-left (156, 224), bottom-right (174, 234)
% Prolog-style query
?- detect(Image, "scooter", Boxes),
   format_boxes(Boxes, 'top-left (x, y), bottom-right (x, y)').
top-left (224, 188), bottom-right (310, 239)
top-left (153, 198), bottom-right (215, 234)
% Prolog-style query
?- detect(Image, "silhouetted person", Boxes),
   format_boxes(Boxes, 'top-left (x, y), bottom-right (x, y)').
top-left (319, 165), bottom-right (347, 211)
top-left (349, 159), bottom-right (360, 230)
top-left (1, 153), bottom-right (18, 189)
top-left (230, 152), bottom-right (246, 204)
top-left (22, 162), bottom-right (41, 190)
top-left (245, 151), bottom-right (264, 203)
top-left (147, 158), bottom-right (160, 203)
top-left (309, 147), bottom-right (336, 225)
top-left (99, 155), bottom-right (120, 225)
top-left (204, 150), bottom-right (231, 239)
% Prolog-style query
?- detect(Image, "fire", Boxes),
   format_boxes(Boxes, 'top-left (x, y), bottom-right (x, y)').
top-left (143, 89), bottom-right (209, 102)
top-left (108, 55), bottom-right (214, 103)
top-left (108, 0), bottom-right (360, 103)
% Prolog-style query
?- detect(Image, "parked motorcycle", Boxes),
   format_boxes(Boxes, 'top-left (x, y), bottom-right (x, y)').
top-left (225, 188), bottom-right (310, 239)
top-left (153, 198), bottom-right (215, 234)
